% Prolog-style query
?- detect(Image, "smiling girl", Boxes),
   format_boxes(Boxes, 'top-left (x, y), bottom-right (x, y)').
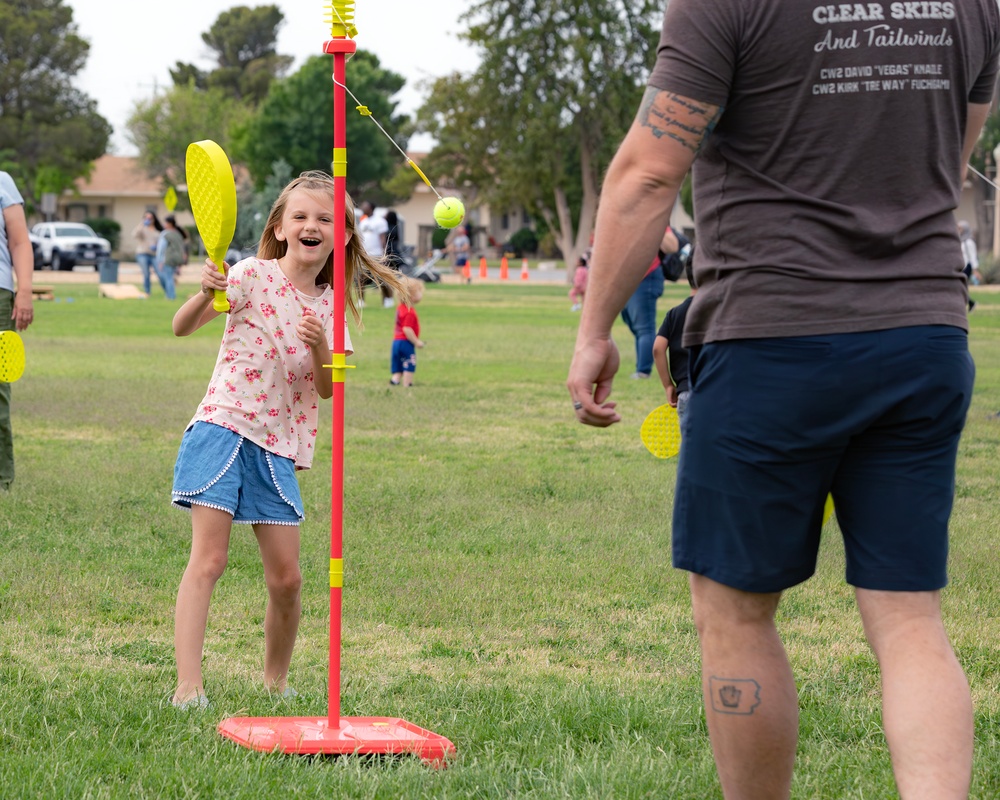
top-left (167, 171), bottom-right (405, 709)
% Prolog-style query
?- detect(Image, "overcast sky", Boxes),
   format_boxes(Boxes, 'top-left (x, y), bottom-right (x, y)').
top-left (66, 0), bottom-right (479, 155)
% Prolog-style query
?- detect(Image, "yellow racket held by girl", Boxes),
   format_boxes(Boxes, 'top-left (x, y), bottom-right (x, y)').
top-left (0, 330), bottom-right (25, 383)
top-left (186, 140), bottom-right (237, 313)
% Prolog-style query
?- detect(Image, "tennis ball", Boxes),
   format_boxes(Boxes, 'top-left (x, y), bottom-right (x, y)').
top-left (433, 197), bottom-right (465, 229)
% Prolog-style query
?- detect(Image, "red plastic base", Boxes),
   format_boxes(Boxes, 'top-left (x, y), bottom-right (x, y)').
top-left (217, 716), bottom-right (456, 767)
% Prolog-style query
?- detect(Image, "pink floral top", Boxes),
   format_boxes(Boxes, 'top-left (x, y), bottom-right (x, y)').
top-left (189, 257), bottom-right (352, 469)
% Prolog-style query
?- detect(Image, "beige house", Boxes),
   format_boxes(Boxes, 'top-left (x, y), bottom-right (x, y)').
top-left (50, 153), bottom-right (537, 263)
top-left (47, 155), bottom-right (193, 259)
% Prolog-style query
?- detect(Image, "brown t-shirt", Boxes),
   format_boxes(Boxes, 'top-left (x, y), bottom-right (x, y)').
top-left (648, 0), bottom-right (1000, 346)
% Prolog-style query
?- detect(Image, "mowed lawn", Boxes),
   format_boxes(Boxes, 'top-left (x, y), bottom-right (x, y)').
top-left (1, 279), bottom-right (997, 799)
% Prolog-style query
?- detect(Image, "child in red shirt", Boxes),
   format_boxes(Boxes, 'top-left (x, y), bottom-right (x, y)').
top-left (390, 278), bottom-right (425, 387)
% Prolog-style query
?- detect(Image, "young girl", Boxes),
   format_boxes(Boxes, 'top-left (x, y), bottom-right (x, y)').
top-left (389, 278), bottom-right (425, 387)
top-left (169, 171), bottom-right (405, 709)
top-left (569, 253), bottom-right (588, 312)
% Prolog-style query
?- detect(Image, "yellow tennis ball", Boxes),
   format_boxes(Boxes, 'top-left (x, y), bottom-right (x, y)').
top-left (433, 197), bottom-right (465, 229)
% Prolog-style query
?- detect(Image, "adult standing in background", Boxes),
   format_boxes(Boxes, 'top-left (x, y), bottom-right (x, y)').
top-left (132, 210), bottom-right (163, 296)
top-left (567, 0), bottom-right (998, 797)
top-left (0, 171), bottom-right (34, 490)
top-left (958, 220), bottom-right (981, 312)
top-left (358, 200), bottom-right (392, 307)
top-left (619, 225), bottom-right (684, 378)
top-left (154, 215), bottom-right (186, 301)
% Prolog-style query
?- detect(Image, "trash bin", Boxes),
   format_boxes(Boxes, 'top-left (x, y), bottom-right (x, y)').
top-left (98, 258), bottom-right (119, 284)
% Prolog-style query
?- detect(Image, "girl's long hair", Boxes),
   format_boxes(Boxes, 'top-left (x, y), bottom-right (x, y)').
top-left (257, 171), bottom-right (408, 324)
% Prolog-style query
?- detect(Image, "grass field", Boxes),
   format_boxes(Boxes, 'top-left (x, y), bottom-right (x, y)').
top-left (1, 280), bottom-right (998, 798)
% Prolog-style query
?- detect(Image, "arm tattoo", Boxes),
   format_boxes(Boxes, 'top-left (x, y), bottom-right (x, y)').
top-left (639, 88), bottom-right (723, 154)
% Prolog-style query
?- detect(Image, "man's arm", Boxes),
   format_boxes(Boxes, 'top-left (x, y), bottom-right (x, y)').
top-left (567, 87), bottom-right (721, 426)
top-left (4, 204), bottom-right (33, 332)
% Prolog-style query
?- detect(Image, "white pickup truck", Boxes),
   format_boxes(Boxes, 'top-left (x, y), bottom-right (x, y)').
top-left (30, 222), bottom-right (111, 271)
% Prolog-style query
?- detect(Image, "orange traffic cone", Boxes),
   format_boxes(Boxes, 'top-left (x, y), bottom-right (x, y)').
top-left (500, 256), bottom-right (509, 281)
top-left (462, 260), bottom-right (471, 283)
top-left (520, 258), bottom-right (529, 281)
top-left (479, 256), bottom-right (488, 279)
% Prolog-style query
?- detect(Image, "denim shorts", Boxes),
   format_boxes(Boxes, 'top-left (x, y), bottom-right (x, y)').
top-left (391, 339), bottom-right (417, 373)
top-left (171, 422), bottom-right (304, 525)
top-left (672, 326), bottom-right (974, 593)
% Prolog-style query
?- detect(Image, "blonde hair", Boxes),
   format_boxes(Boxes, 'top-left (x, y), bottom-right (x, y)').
top-left (396, 276), bottom-right (423, 302)
top-left (257, 170), bottom-right (408, 324)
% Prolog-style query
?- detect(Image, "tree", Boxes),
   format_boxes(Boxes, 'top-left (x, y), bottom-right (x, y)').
top-left (169, 5), bottom-right (293, 105)
top-left (231, 51), bottom-right (408, 197)
top-left (968, 106), bottom-right (1000, 254)
top-left (417, 0), bottom-right (661, 270)
top-left (0, 0), bottom-right (111, 205)
top-left (126, 84), bottom-right (251, 188)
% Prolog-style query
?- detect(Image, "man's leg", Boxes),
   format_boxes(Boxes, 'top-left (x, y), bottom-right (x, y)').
top-left (690, 574), bottom-right (798, 800)
top-left (856, 589), bottom-right (972, 800)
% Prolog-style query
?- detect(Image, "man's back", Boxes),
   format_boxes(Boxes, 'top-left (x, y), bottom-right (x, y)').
top-left (649, 0), bottom-right (1000, 345)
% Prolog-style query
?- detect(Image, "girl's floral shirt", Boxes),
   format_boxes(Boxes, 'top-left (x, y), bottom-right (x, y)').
top-left (189, 257), bottom-right (352, 469)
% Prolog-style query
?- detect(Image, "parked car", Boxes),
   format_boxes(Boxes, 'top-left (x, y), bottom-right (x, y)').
top-left (29, 233), bottom-right (43, 270)
top-left (30, 222), bottom-right (111, 271)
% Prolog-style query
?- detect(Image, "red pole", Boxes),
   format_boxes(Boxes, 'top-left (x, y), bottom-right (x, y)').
top-left (324, 35), bottom-right (357, 729)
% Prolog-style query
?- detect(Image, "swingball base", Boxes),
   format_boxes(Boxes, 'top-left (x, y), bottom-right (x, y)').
top-left (217, 716), bottom-right (456, 767)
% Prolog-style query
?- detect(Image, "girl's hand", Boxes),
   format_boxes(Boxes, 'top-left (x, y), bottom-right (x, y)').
top-left (201, 259), bottom-right (229, 295)
top-left (297, 309), bottom-right (325, 349)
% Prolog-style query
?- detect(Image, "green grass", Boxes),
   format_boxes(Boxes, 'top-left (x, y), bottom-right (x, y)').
top-left (1, 281), bottom-right (998, 798)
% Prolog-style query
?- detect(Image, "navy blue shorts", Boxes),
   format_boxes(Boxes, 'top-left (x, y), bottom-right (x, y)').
top-left (171, 422), bottom-right (304, 525)
top-left (672, 326), bottom-right (974, 593)
top-left (391, 339), bottom-right (416, 373)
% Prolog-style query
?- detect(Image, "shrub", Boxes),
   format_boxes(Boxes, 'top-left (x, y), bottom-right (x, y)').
top-left (977, 251), bottom-right (998, 285)
top-left (85, 217), bottom-right (121, 251)
top-left (431, 226), bottom-right (450, 250)
top-left (507, 226), bottom-right (539, 257)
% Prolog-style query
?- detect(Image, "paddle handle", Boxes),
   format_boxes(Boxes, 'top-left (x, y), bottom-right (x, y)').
top-left (210, 248), bottom-right (229, 313)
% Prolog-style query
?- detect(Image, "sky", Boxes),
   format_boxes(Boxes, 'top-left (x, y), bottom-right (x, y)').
top-left (66, 0), bottom-right (480, 155)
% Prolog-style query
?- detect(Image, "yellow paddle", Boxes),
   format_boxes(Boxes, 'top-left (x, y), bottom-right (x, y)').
top-left (185, 140), bottom-right (237, 313)
top-left (0, 330), bottom-right (25, 382)
top-left (640, 403), bottom-right (681, 459)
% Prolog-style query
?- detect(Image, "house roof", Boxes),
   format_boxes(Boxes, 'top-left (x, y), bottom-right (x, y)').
top-left (72, 155), bottom-right (163, 198)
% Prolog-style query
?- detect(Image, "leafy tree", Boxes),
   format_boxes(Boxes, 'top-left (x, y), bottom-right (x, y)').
top-left (126, 84), bottom-right (250, 189)
top-left (0, 0), bottom-right (111, 205)
top-left (417, 0), bottom-right (661, 270)
top-left (169, 5), bottom-right (293, 104)
top-left (231, 51), bottom-right (407, 197)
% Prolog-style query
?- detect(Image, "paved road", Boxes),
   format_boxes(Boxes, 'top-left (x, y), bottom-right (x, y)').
top-left (32, 261), bottom-right (570, 287)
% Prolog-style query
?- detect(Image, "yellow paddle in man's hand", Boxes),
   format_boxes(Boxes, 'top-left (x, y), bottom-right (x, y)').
top-left (186, 140), bottom-right (237, 313)
top-left (0, 330), bottom-right (25, 383)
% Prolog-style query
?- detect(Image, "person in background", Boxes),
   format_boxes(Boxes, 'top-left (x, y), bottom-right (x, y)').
top-left (567, 0), bottom-right (997, 796)
top-left (652, 257), bottom-right (696, 423)
top-left (154, 215), bottom-right (186, 300)
top-left (390, 277), bottom-right (425, 387)
top-left (132, 210), bottom-right (163, 296)
top-left (0, 170), bottom-right (34, 491)
top-left (619, 225), bottom-right (681, 378)
top-left (358, 200), bottom-right (392, 307)
top-left (569, 253), bottom-right (589, 312)
top-left (958, 220), bottom-right (980, 311)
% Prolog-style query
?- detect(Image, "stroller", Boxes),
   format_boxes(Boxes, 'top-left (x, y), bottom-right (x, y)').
top-left (399, 246), bottom-right (443, 283)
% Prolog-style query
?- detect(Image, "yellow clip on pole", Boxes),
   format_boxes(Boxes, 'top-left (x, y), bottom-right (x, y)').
top-left (332, 147), bottom-right (347, 178)
top-left (324, 353), bottom-right (356, 383)
top-left (330, 558), bottom-right (343, 588)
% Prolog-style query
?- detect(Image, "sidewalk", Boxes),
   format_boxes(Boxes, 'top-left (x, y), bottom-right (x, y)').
top-left (32, 261), bottom-right (570, 287)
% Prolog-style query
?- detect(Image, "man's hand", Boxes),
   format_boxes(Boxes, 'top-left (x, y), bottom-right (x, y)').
top-left (567, 335), bottom-right (622, 427)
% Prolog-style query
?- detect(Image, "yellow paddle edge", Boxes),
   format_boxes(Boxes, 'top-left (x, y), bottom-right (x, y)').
top-left (640, 403), bottom-right (835, 525)
top-left (186, 140), bottom-right (238, 313)
top-left (0, 330), bottom-right (25, 382)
